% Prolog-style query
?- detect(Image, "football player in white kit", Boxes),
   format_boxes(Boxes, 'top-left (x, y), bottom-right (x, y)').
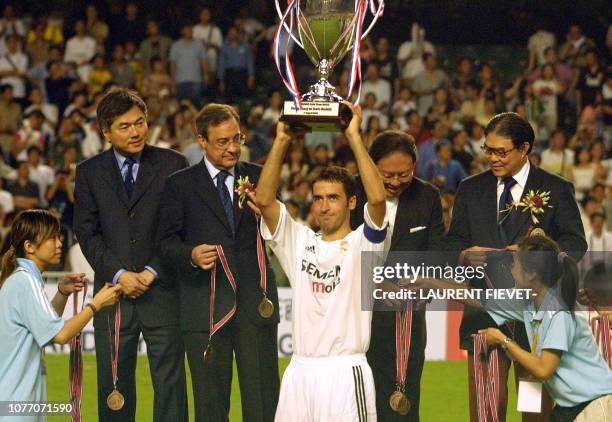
top-left (256, 103), bottom-right (387, 421)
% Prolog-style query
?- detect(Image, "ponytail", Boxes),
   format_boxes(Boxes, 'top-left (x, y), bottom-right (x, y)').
top-left (518, 235), bottom-right (578, 314)
top-left (0, 210), bottom-right (60, 289)
top-left (0, 246), bottom-right (18, 288)
top-left (557, 252), bottom-right (578, 314)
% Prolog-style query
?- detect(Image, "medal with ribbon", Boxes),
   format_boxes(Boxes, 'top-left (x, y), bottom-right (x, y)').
top-left (473, 332), bottom-right (500, 422)
top-left (591, 315), bottom-right (611, 367)
top-left (235, 175), bottom-right (274, 319)
top-left (107, 303), bottom-right (124, 411)
top-left (204, 245), bottom-right (237, 362)
top-left (389, 301), bottom-right (413, 415)
top-left (69, 282), bottom-right (88, 422)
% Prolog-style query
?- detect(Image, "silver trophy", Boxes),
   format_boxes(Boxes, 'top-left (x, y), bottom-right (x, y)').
top-left (275, 0), bottom-right (384, 131)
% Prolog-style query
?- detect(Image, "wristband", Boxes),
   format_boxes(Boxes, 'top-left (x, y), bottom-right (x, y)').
top-left (85, 303), bottom-right (98, 314)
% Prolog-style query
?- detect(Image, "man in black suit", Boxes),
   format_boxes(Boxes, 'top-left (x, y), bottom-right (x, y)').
top-left (158, 103), bottom-right (279, 422)
top-left (445, 112), bottom-right (587, 421)
top-left (351, 130), bottom-right (445, 421)
top-left (74, 88), bottom-right (188, 422)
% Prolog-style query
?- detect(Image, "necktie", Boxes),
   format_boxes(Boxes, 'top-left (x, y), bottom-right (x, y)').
top-left (498, 176), bottom-right (518, 244)
top-left (124, 158), bottom-right (136, 198)
top-left (216, 171), bottom-right (235, 233)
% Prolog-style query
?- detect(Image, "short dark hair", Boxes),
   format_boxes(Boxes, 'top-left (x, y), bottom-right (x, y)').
top-left (369, 130), bottom-right (418, 163)
top-left (97, 88), bottom-right (147, 131)
top-left (195, 103), bottom-right (240, 139)
top-left (484, 112), bottom-right (535, 154)
top-left (313, 166), bottom-right (357, 199)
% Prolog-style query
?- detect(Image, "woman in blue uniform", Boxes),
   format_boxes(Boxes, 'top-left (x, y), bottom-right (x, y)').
top-left (0, 209), bottom-right (121, 415)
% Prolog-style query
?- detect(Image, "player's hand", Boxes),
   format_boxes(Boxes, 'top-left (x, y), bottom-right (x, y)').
top-left (246, 191), bottom-right (261, 217)
top-left (342, 101), bottom-right (362, 143)
top-left (118, 271), bottom-right (149, 298)
top-left (191, 244), bottom-right (218, 270)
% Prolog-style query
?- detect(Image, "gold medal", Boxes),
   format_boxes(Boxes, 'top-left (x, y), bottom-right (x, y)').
top-left (203, 344), bottom-right (213, 362)
top-left (529, 228), bottom-right (546, 237)
top-left (389, 390), bottom-right (410, 415)
top-left (341, 240), bottom-right (349, 252)
top-left (107, 388), bottom-right (125, 411)
top-left (258, 296), bottom-right (274, 318)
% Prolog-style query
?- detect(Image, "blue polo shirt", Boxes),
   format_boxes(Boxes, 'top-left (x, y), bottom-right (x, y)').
top-left (485, 288), bottom-right (612, 407)
top-left (0, 258), bottom-right (64, 417)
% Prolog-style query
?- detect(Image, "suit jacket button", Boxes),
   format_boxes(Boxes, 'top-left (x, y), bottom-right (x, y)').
top-left (129, 212), bottom-right (135, 218)
top-left (130, 239), bottom-right (136, 244)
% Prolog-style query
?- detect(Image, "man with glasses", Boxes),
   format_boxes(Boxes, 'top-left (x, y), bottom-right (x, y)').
top-left (351, 130), bottom-right (445, 421)
top-left (445, 112), bottom-right (586, 422)
top-left (158, 103), bottom-right (279, 422)
top-left (74, 88), bottom-right (188, 421)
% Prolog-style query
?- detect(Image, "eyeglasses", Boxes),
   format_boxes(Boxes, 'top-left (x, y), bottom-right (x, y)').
top-left (380, 172), bottom-right (412, 183)
top-left (480, 145), bottom-right (517, 158)
top-left (212, 133), bottom-right (247, 149)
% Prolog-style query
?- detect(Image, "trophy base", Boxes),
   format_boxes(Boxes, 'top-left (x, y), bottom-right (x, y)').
top-left (280, 101), bottom-right (352, 132)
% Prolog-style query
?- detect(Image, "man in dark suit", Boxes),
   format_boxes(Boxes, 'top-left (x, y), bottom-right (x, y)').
top-left (158, 103), bottom-right (279, 422)
top-left (74, 88), bottom-right (188, 422)
top-left (351, 130), bottom-right (445, 421)
top-left (445, 112), bottom-right (587, 421)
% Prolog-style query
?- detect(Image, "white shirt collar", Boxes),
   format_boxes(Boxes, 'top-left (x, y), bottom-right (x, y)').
top-left (497, 159), bottom-right (530, 190)
top-left (203, 154), bottom-right (235, 180)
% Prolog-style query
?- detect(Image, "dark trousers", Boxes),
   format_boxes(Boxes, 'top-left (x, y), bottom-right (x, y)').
top-left (467, 351), bottom-right (553, 422)
top-left (183, 317), bottom-right (280, 422)
top-left (94, 311), bottom-right (187, 422)
top-left (367, 310), bottom-right (427, 421)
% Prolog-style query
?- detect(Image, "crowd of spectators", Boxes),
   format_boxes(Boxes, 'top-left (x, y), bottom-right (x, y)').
top-left (0, 2), bottom-right (610, 271)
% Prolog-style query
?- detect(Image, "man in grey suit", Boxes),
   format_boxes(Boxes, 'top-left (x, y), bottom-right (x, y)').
top-left (74, 88), bottom-right (188, 422)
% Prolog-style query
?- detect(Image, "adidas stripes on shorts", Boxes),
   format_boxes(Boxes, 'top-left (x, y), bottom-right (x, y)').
top-left (275, 354), bottom-right (377, 422)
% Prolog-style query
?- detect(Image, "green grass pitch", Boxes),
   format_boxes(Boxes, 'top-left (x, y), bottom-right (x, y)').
top-left (45, 355), bottom-right (520, 421)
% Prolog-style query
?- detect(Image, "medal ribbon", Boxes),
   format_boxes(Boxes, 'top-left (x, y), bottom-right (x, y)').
top-left (69, 282), bottom-right (88, 422)
top-left (107, 302), bottom-right (121, 391)
top-left (591, 315), bottom-right (611, 367)
top-left (255, 215), bottom-right (268, 297)
top-left (473, 333), bottom-right (500, 422)
top-left (394, 301), bottom-right (413, 391)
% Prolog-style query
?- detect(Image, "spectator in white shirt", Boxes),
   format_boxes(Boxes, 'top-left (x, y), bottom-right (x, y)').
top-left (0, 4), bottom-right (25, 56)
top-left (0, 34), bottom-right (27, 100)
top-left (587, 212), bottom-right (612, 251)
top-left (362, 63), bottom-right (392, 111)
top-left (527, 23), bottom-right (556, 70)
top-left (193, 7), bottom-right (223, 74)
top-left (63, 20), bottom-right (96, 69)
top-left (397, 23), bottom-right (435, 87)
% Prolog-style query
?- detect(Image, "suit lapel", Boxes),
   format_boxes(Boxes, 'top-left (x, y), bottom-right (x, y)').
top-left (480, 172), bottom-right (503, 247)
top-left (389, 185), bottom-right (417, 251)
top-left (100, 149), bottom-right (130, 209)
top-left (128, 146), bottom-right (157, 210)
top-left (195, 159), bottom-right (232, 233)
top-left (509, 164), bottom-right (539, 244)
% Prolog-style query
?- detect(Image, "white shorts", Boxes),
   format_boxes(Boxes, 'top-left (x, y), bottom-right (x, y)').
top-left (275, 354), bottom-right (377, 422)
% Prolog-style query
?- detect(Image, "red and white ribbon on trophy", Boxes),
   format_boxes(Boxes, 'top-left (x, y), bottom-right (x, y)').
top-left (273, 0), bottom-right (385, 107)
top-left (473, 332), bottom-right (501, 422)
top-left (69, 282), bottom-right (88, 422)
